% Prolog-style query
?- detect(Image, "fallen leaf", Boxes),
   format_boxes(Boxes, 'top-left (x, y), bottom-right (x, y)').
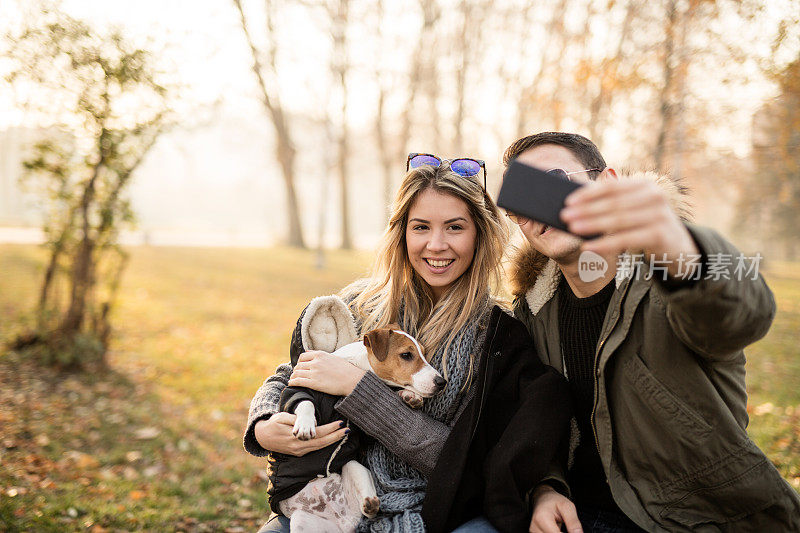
top-left (134, 427), bottom-right (160, 440)
top-left (125, 451), bottom-right (142, 462)
top-left (64, 451), bottom-right (100, 470)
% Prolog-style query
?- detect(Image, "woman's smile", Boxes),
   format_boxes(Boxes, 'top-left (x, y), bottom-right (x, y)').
top-left (424, 258), bottom-right (456, 272)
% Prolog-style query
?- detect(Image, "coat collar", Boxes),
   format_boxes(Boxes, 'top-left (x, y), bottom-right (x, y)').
top-left (510, 169), bottom-right (692, 315)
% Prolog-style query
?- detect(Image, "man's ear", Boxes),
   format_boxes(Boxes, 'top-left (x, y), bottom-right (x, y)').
top-left (601, 167), bottom-right (619, 180)
top-left (363, 329), bottom-right (391, 362)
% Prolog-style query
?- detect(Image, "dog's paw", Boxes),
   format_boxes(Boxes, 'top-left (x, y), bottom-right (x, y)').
top-left (292, 416), bottom-right (317, 441)
top-left (361, 496), bottom-right (380, 518)
top-left (399, 389), bottom-right (423, 409)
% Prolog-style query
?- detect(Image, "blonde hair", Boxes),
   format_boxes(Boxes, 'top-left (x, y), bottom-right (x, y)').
top-left (341, 164), bottom-right (509, 384)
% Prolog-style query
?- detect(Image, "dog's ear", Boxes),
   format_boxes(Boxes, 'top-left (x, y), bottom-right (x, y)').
top-left (363, 328), bottom-right (391, 362)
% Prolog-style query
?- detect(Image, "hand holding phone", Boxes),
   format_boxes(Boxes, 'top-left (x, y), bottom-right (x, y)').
top-left (497, 159), bottom-right (588, 235)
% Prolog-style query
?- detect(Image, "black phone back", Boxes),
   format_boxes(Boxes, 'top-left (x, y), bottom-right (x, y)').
top-left (497, 160), bottom-right (581, 233)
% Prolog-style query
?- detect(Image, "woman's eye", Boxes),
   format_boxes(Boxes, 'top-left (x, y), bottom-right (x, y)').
top-left (449, 224), bottom-right (463, 231)
top-left (412, 225), bottom-right (428, 231)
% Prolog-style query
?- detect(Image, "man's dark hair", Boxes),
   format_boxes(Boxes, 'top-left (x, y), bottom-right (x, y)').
top-left (502, 132), bottom-right (607, 179)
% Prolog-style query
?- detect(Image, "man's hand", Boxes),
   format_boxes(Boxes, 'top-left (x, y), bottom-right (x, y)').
top-left (561, 179), bottom-right (699, 278)
top-left (288, 350), bottom-right (367, 396)
top-left (254, 412), bottom-right (348, 456)
top-left (529, 484), bottom-right (583, 533)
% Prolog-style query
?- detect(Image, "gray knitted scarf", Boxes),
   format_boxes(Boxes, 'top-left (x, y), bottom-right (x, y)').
top-left (355, 305), bottom-right (487, 533)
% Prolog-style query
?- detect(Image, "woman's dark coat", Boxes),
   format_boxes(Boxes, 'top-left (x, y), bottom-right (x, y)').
top-left (422, 306), bottom-right (571, 533)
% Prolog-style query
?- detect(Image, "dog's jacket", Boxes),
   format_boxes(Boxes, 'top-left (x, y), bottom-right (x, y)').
top-left (268, 296), bottom-right (364, 513)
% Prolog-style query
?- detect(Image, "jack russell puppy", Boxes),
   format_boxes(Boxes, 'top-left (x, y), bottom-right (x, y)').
top-left (270, 324), bottom-right (446, 533)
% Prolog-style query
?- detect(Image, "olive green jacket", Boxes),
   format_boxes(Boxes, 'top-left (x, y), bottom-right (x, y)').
top-left (512, 222), bottom-right (800, 532)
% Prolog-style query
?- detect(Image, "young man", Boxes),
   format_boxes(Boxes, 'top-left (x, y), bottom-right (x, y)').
top-left (503, 132), bottom-right (800, 532)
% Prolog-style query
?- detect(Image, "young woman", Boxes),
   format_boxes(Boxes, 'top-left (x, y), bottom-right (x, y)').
top-left (244, 157), bottom-right (571, 533)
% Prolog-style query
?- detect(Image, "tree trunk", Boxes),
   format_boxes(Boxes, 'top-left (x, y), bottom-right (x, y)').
top-left (654, 0), bottom-right (678, 173)
top-left (375, 85), bottom-right (393, 224)
top-left (333, 0), bottom-right (352, 249)
top-left (588, 0), bottom-right (636, 146)
top-left (37, 207), bottom-right (76, 327)
top-left (233, 0), bottom-right (305, 248)
top-left (58, 160), bottom-right (102, 337)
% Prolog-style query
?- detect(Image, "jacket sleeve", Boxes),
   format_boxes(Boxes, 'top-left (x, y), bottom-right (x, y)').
top-left (481, 320), bottom-right (572, 533)
top-left (279, 386), bottom-right (318, 417)
top-left (243, 363), bottom-right (293, 456)
top-left (243, 307), bottom-right (308, 457)
top-left (335, 371), bottom-right (451, 478)
top-left (651, 223), bottom-right (776, 361)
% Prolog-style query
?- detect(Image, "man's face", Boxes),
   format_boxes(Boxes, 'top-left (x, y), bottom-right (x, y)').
top-left (513, 144), bottom-right (597, 262)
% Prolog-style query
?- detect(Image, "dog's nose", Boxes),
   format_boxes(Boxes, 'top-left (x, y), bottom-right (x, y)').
top-left (434, 375), bottom-right (447, 390)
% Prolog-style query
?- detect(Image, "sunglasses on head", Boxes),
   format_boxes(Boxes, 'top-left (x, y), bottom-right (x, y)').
top-left (407, 153), bottom-right (487, 189)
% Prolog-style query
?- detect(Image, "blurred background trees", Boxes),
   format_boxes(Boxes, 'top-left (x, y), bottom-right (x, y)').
top-left (739, 55), bottom-right (800, 259)
top-left (222, 0), bottom-right (800, 252)
top-left (3, 6), bottom-right (173, 367)
top-left (0, 0), bottom-right (799, 365)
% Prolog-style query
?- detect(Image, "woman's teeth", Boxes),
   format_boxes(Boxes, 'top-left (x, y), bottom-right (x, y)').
top-left (425, 259), bottom-right (454, 268)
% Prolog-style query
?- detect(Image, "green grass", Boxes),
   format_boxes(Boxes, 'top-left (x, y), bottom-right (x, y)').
top-left (0, 244), bottom-right (372, 532)
top-left (0, 244), bottom-right (798, 531)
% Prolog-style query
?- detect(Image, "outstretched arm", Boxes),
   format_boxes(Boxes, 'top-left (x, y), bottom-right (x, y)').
top-left (563, 180), bottom-right (775, 360)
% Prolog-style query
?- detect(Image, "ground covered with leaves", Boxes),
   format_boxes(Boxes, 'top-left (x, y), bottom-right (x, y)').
top-left (1, 245), bottom-right (370, 531)
top-left (0, 244), bottom-right (798, 531)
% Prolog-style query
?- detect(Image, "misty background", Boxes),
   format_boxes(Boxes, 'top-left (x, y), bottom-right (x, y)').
top-left (1, 0), bottom-right (798, 256)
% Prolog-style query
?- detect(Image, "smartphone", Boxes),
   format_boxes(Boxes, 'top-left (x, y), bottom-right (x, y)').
top-left (497, 159), bottom-right (590, 237)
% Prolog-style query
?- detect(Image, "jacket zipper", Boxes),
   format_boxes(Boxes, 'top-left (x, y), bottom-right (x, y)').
top-left (470, 314), bottom-right (501, 442)
top-left (590, 285), bottom-right (627, 454)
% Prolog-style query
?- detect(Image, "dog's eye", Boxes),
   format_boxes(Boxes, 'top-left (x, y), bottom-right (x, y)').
top-left (400, 352), bottom-right (414, 361)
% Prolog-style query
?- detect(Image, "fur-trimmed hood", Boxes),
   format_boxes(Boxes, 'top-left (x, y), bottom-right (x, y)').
top-left (509, 169), bottom-right (692, 312)
top-left (300, 295), bottom-right (358, 352)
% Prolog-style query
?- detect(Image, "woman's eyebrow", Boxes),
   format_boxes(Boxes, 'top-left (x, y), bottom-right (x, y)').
top-left (409, 217), bottom-right (468, 224)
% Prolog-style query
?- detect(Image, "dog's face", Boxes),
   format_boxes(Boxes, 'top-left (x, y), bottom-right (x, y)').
top-left (362, 324), bottom-right (446, 397)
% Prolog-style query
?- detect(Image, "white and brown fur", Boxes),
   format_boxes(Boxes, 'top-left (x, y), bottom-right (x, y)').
top-left (279, 324), bottom-right (446, 533)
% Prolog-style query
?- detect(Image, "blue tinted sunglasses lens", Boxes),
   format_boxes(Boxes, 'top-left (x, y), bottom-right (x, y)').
top-left (409, 155), bottom-right (441, 169)
top-left (450, 159), bottom-right (481, 177)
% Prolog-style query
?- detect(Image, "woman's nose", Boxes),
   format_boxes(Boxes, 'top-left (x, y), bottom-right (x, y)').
top-left (426, 231), bottom-right (448, 251)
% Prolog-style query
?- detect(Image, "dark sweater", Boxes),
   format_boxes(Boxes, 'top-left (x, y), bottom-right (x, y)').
top-left (557, 277), bottom-right (620, 513)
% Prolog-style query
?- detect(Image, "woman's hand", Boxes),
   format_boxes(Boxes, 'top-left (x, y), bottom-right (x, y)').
top-left (288, 350), bottom-right (366, 396)
top-left (254, 412), bottom-right (349, 456)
